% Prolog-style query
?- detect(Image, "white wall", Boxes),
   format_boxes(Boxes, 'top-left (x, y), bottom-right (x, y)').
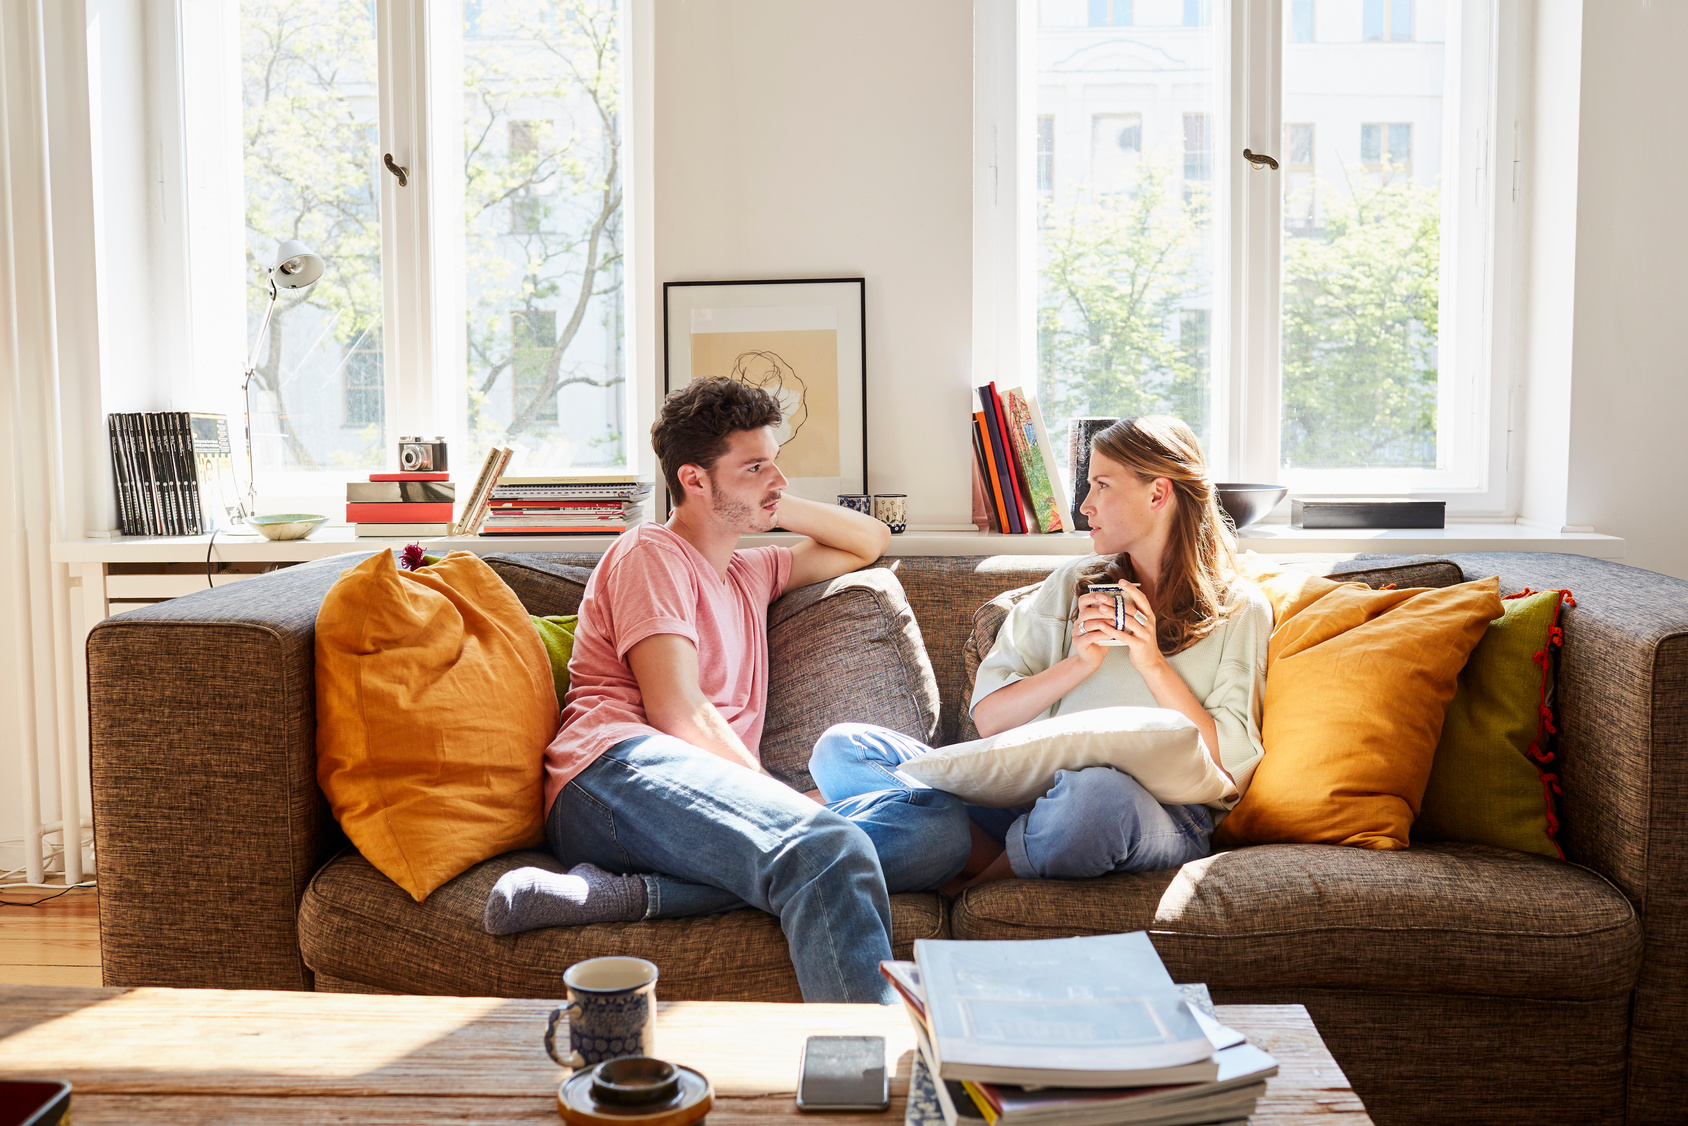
top-left (652, 0), bottom-right (975, 528)
top-left (1561, 0), bottom-right (1688, 579)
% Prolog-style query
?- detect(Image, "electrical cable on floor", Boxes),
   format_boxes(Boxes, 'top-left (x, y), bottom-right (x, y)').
top-left (0, 882), bottom-right (95, 907)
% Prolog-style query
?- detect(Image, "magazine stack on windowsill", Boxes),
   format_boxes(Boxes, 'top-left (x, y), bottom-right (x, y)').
top-left (477, 472), bottom-right (653, 536)
top-left (889, 933), bottom-right (1277, 1126)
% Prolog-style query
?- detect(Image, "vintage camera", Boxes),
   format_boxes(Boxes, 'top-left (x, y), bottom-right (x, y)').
top-left (398, 435), bottom-right (449, 473)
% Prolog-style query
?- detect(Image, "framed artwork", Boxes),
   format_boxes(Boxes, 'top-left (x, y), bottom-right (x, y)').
top-left (663, 278), bottom-right (866, 504)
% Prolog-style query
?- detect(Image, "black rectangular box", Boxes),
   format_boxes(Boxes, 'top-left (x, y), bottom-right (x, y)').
top-left (1291, 498), bottom-right (1446, 529)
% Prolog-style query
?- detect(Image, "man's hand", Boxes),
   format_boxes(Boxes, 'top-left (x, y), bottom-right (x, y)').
top-left (627, 634), bottom-right (760, 772)
top-left (776, 494), bottom-right (892, 590)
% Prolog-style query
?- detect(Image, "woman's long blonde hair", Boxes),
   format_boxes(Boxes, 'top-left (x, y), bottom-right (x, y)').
top-left (1074, 416), bottom-right (1236, 657)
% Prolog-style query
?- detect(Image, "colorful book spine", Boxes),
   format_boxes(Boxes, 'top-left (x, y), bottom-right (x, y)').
top-left (986, 382), bottom-right (1034, 533)
top-left (975, 391), bottom-right (1024, 534)
top-left (972, 415), bottom-right (1005, 534)
top-left (346, 502), bottom-right (455, 523)
top-left (1003, 388), bottom-right (1064, 534)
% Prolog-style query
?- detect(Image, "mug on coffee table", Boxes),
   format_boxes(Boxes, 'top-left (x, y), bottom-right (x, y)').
top-left (545, 956), bottom-right (659, 1069)
top-left (872, 493), bottom-right (907, 534)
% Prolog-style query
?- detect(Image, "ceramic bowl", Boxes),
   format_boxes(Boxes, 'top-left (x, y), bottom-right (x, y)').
top-left (245, 514), bottom-right (328, 541)
top-left (1215, 484), bottom-right (1288, 530)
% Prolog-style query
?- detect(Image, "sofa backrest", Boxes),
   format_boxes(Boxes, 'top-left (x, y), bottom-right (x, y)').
top-left (485, 550), bottom-right (1468, 748)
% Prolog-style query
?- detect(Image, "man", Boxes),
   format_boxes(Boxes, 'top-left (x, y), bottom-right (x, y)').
top-left (485, 377), bottom-right (970, 1003)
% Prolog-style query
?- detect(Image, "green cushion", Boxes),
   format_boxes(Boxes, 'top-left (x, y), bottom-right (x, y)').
top-left (1413, 589), bottom-right (1567, 857)
top-left (529, 614), bottom-right (578, 707)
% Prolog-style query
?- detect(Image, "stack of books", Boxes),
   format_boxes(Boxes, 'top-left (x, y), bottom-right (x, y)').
top-left (479, 473), bottom-right (654, 536)
top-left (889, 933), bottom-right (1277, 1126)
top-left (972, 383), bottom-right (1070, 535)
top-left (108, 412), bottom-right (241, 536)
top-left (346, 472), bottom-right (456, 538)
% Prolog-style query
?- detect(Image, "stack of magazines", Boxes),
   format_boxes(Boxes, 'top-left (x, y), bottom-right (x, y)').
top-left (888, 933), bottom-right (1277, 1126)
top-left (108, 411), bottom-right (241, 536)
top-left (480, 474), bottom-right (653, 535)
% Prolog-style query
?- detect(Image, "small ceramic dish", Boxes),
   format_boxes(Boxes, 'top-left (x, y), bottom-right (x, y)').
top-left (244, 514), bottom-right (328, 541)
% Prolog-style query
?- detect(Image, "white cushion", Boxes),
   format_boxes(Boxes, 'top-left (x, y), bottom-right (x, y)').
top-left (898, 707), bottom-right (1240, 808)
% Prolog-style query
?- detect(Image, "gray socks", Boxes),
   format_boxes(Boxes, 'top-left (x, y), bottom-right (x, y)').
top-left (483, 863), bottom-right (648, 935)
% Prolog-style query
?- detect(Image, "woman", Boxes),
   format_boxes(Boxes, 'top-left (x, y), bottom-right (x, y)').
top-left (809, 415), bottom-right (1270, 885)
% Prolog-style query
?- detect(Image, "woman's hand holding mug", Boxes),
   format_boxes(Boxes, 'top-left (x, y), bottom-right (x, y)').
top-left (1072, 583), bottom-right (1159, 672)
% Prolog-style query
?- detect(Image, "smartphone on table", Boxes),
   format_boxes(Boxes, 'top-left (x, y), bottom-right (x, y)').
top-left (796, 1035), bottom-right (889, 1112)
top-left (0, 1081), bottom-right (70, 1126)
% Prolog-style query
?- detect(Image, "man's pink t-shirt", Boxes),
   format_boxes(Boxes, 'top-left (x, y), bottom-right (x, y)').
top-left (543, 523), bottom-right (793, 814)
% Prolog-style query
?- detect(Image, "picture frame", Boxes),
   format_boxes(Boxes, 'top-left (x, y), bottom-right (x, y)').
top-left (663, 278), bottom-right (867, 505)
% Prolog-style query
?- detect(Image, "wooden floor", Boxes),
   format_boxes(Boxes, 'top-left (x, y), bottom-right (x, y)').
top-left (0, 886), bottom-right (101, 987)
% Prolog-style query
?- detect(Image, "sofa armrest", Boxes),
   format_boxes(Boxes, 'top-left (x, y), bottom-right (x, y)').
top-left (1449, 551), bottom-right (1688, 1124)
top-left (88, 553), bottom-right (371, 990)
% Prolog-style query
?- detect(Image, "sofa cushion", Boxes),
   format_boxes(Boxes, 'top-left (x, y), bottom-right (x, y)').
top-left (1213, 571), bottom-right (1503, 850)
top-left (298, 849), bottom-right (947, 1002)
top-left (762, 568), bottom-right (941, 792)
top-left (313, 551), bottom-right (557, 902)
top-left (949, 841), bottom-right (1640, 1002)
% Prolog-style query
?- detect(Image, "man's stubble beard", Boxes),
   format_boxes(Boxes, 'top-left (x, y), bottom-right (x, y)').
top-left (709, 487), bottom-right (783, 532)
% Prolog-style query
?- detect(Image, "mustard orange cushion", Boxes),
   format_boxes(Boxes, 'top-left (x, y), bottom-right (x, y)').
top-left (315, 550), bottom-right (559, 901)
top-left (1213, 562), bottom-right (1501, 850)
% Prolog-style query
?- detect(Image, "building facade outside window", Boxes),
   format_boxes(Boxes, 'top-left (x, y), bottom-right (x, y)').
top-left (1364, 0), bottom-right (1414, 42)
top-left (343, 330), bottom-right (384, 429)
top-left (1290, 0), bottom-right (1314, 42)
top-left (1088, 0), bottom-right (1131, 29)
top-left (1037, 115), bottom-right (1055, 194)
top-left (1026, 0), bottom-right (1492, 496)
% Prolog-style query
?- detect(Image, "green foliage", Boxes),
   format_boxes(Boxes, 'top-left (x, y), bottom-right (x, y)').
top-left (242, 0), bottom-right (384, 468)
top-left (463, 0), bottom-right (624, 465)
top-left (1037, 162), bottom-right (1210, 441)
top-left (1280, 171), bottom-right (1441, 468)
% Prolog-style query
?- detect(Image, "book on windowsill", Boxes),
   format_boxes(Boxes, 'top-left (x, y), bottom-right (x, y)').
top-left (353, 522), bottom-right (453, 538)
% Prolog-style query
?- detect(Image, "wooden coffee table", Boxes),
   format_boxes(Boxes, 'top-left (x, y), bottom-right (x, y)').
top-left (0, 985), bottom-right (1371, 1124)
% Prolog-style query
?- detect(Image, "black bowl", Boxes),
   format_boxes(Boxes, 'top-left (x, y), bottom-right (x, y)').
top-left (1216, 483), bottom-right (1288, 530)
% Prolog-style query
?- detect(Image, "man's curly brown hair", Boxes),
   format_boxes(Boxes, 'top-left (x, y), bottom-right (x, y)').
top-left (651, 377), bottom-right (784, 505)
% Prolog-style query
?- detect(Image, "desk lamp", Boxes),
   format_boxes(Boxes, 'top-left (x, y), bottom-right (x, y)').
top-left (238, 239), bottom-right (325, 520)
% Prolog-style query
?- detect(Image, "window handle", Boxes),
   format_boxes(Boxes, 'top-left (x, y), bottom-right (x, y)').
top-left (1242, 148), bottom-right (1279, 171)
top-left (383, 153), bottom-right (409, 187)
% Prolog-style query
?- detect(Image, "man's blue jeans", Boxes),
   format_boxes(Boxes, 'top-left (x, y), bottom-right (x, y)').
top-left (545, 734), bottom-right (971, 1004)
top-left (809, 723), bottom-right (1213, 879)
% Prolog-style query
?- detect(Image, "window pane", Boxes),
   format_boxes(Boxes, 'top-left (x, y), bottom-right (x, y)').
top-left (1291, 0), bottom-right (1314, 43)
top-left (241, 0), bottom-right (385, 476)
top-left (1391, 0), bottom-right (1414, 41)
top-left (1363, 0), bottom-right (1384, 41)
top-left (1281, 4), bottom-right (1446, 470)
top-left (1036, 1), bottom-right (1221, 467)
top-left (463, 0), bottom-right (625, 472)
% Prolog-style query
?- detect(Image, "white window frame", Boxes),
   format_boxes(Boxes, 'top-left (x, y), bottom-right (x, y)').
top-left (977, 0), bottom-right (1521, 517)
top-left (173, 0), bottom-right (652, 510)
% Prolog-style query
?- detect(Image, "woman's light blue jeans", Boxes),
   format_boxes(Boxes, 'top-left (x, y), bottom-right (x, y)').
top-left (808, 723), bottom-right (1214, 879)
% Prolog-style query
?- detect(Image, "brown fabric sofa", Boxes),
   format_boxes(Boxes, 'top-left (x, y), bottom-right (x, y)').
top-left (87, 549), bottom-right (1688, 1126)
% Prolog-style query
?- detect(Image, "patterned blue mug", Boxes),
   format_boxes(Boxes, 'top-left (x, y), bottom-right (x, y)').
top-left (544, 956), bottom-right (659, 1069)
top-left (837, 493), bottom-right (872, 515)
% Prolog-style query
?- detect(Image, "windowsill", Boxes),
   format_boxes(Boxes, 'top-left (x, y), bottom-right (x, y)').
top-left (53, 521), bottom-right (1625, 564)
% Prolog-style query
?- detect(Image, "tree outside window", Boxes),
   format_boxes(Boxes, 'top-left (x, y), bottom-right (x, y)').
top-left (343, 328), bottom-right (383, 428)
top-left (512, 310), bottom-right (559, 423)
